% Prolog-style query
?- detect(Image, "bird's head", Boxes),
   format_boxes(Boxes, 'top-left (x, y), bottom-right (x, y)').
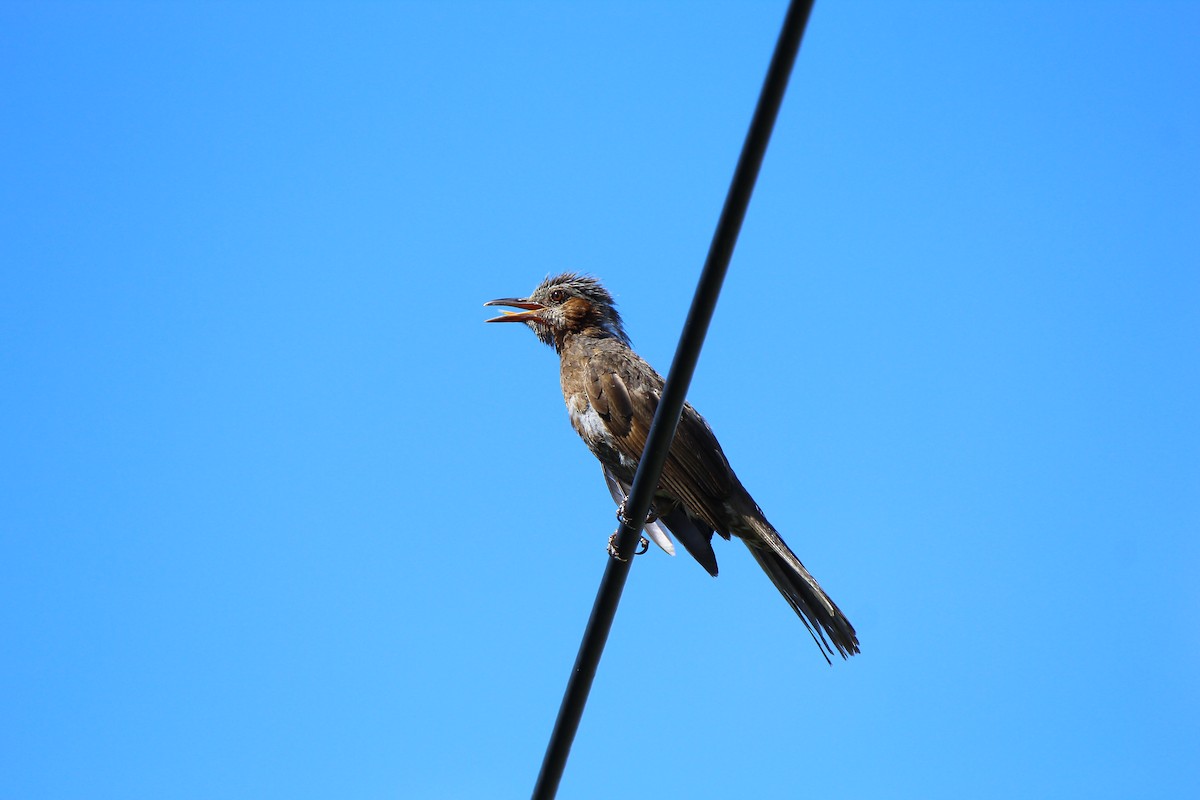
top-left (485, 273), bottom-right (630, 352)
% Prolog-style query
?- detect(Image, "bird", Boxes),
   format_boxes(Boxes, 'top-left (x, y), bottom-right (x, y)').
top-left (485, 273), bottom-right (858, 661)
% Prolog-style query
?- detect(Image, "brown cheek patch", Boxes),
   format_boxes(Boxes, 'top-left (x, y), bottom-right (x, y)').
top-left (562, 296), bottom-right (592, 326)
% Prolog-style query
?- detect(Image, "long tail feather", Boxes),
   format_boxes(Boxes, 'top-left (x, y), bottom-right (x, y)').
top-left (740, 516), bottom-right (859, 661)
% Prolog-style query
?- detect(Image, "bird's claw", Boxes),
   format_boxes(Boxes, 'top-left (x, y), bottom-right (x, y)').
top-left (607, 532), bottom-right (650, 561)
top-left (615, 500), bottom-right (658, 527)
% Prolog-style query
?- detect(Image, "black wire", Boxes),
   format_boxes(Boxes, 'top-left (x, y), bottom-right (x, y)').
top-left (531, 2), bottom-right (816, 797)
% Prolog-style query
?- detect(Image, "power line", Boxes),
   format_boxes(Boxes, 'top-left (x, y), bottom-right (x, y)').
top-left (531, 2), bottom-right (817, 797)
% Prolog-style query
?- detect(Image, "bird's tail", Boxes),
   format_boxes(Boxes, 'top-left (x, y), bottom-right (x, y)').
top-left (739, 514), bottom-right (859, 663)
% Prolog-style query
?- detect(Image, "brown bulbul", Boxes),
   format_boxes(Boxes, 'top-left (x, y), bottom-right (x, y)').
top-left (486, 273), bottom-right (858, 661)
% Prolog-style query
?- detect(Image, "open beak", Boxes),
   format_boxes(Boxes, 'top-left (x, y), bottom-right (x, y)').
top-left (484, 297), bottom-right (546, 324)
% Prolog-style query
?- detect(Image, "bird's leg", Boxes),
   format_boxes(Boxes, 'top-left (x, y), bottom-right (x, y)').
top-left (616, 498), bottom-right (659, 526)
top-left (610, 500), bottom-right (652, 560)
top-left (607, 532), bottom-right (649, 561)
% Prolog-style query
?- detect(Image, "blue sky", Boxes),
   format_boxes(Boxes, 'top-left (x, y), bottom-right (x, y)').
top-left (2, 2), bottom-right (1197, 797)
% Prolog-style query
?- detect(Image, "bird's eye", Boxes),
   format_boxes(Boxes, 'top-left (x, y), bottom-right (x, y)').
top-left (549, 289), bottom-right (566, 303)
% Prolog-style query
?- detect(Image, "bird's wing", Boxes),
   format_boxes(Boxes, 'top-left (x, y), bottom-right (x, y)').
top-left (655, 501), bottom-right (720, 576)
top-left (584, 352), bottom-right (735, 537)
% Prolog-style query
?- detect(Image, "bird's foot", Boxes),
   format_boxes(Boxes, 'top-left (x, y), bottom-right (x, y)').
top-left (615, 500), bottom-right (658, 526)
top-left (607, 533), bottom-right (649, 561)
